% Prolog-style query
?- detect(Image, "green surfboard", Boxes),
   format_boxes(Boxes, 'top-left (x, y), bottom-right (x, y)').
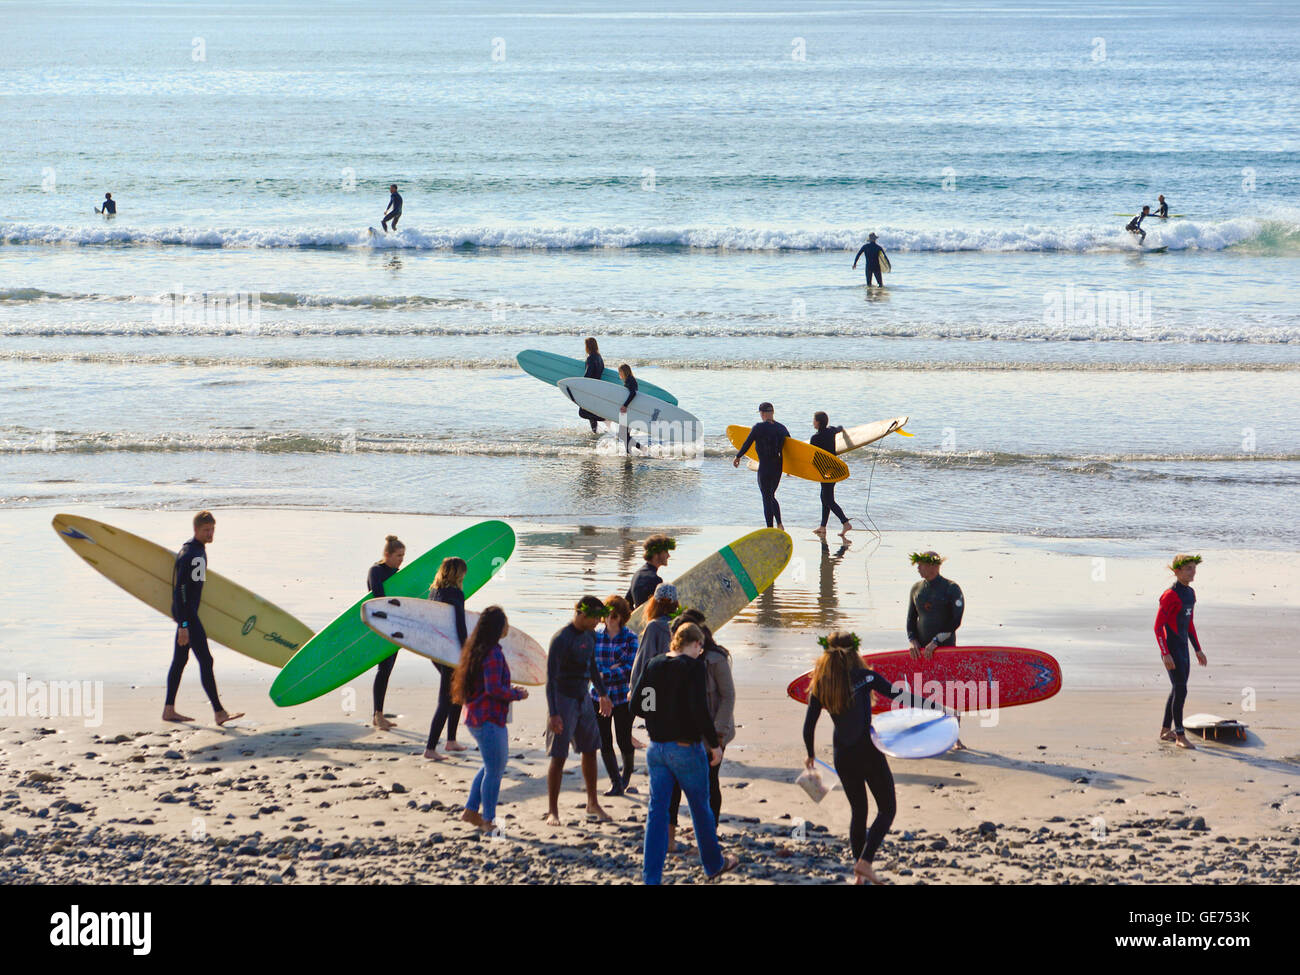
top-left (270, 520), bottom-right (515, 706)
top-left (516, 350), bottom-right (678, 405)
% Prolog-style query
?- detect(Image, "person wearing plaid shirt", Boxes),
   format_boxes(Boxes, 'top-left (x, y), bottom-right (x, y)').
top-left (592, 595), bottom-right (640, 797)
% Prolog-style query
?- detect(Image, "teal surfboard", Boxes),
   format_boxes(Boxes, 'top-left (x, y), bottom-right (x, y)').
top-left (516, 350), bottom-right (677, 405)
top-left (270, 521), bottom-right (515, 706)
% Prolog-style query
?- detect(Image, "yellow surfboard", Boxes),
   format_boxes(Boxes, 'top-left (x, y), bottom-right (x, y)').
top-left (727, 424), bottom-right (849, 483)
top-left (628, 528), bottom-right (793, 635)
top-left (52, 513), bottom-right (314, 667)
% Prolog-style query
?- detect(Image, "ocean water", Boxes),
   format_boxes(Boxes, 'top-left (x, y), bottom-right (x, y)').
top-left (2, 0), bottom-right (1298, 547)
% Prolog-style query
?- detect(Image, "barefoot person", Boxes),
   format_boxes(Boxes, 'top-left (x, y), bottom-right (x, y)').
top-left (852, 232), bottom-right (889, 287)
top-left (594, 596), bottom-right (639, 796)
top-left (455, 606), bottom-right (528, 833)
top-left (906, 550), bottom-right (966, 747)
top-left (1156, 554), bottom-right (1207, 750)
top-left (626, 534), bottom-right (674, 609)
top-left (631, 622), bottom-right (739, 884)
top-left (544, 596), bottom-right (615, 826)
top-left (368, 535), bottom-right (406, 731)
top-left (163, 511), bottom-right (243, 725)
top-left (811, 411), bottom-right (854, 537)
top-left (381, 183), bottom-right (402, 232)
top-left (803, 631), bottom-right (931, 884)
top-left (425, 557), bottom-right (469, 759)
top-left (732, 402), bottom-right (790, 531)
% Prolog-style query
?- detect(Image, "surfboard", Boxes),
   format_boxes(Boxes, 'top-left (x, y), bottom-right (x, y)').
top-left (1113, 213), bottom-right (1184, 218)
top-left (51, 513), bottom-right (313, 667)
top-left (879, 253), bottom-right (892, 273)
top-left (557, 377), bottom-right (701, 445)
top-left (627, 527), bottom-right (792, 635)
top-left (727, 424), bottom-right (848, 483)
top-left (1182, 714), bottom-right (1248, 742)
top-left (871, 707), bottom-right (960, 759)
top-left (361, 597), bottom-right (547, 685)
top-left (270, 521), bottom-right (515, 706)
top-left (1143, 246), bottom-right (1169, 253)
top-left (746, 416), bottom-right (909, 472)
top-left (786, 646), bottom-right (1062, 713)
top-left (516, 350), bottom-right (677, 405)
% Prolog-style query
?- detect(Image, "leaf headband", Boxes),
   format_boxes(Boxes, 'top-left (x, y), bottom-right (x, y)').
top-left (818, 633), bottom-right (861, 652)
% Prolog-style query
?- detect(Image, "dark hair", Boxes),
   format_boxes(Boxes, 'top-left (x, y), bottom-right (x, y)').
top-left (618, 363), bottom-right (633, 379)
top-left (672, 609), bottom-right (729, 658)
top-left (193, 510), bottom-right (216, 529)
top-left (575, 594), bottom-right (609, 618)
top-left (813, 411), bottom-right (828, 429)
top-left (585, 337), bottom-right (599, 355)
top-left (452, 606), bottom-right (508, 705)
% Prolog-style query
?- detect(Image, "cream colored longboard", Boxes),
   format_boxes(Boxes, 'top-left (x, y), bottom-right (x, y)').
top-left (747, 416), bottom-right (909, 471)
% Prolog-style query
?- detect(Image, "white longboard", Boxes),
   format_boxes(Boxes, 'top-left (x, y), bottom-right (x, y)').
top-left (870, 707), bottom-right (959, 759)
top-left (558, 377), bottom-right (702, 446)
top-left (748, 415), bottom-right (908, 471)
top-left (1182, 713), bottom-right (1249, 741)
top-left (360, 597), bottom-right (547, 686)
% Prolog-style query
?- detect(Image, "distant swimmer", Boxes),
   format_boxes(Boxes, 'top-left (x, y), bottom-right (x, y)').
top-left (852, 232), bottom-right (889, 287)
top-left (811, 411), bottom-right (854, 538)
top-left (732, 401), bottom-right (790, 531)
top-left (1155, 554), bottom-right (1207, 751)
top-left (1155, 194), bottom-right (1169, 219)
top-left (1125, 206), bottom-right (1151, 243)
top-left (381, 183), bottom-right (402, 232)
top-left (94, 192), bottom-right (116, 216)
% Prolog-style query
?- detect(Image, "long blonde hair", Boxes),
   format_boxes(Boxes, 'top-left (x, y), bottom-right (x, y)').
top-left (808, 632), bottom-right (865, 715)
top-left (432, 556), bottom-right (467, 591)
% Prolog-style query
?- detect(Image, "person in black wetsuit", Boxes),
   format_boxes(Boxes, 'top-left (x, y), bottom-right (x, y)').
top-left (907, 549), bottom-right (967, 748)
top-left (626, 534), bottom-right (674, 609)
top-left (1126, 206), bottom-right (1151, 243)
top-left (803, 630), bottom-right (936, 884)
top-left (732, 402), bottom-right (789, 530)
top-left (1154, 554), bottom-right (1207, 750)
top-left (1154, 195), bottom-right (1169, 219)
top-left (811, 411), bottom-right (855, 538)
top-left (579, 337), bottom-right (605, 432)
top-left (616, 363), bottom-right (644, 452)
top-left (368, 534), bottom-right (406, 730)
top-left (852, 232), bottom-right (888, 287)
top-left (381, 184), bottom-right (402, 231)
top-left (163, 511), bottom-right (244, 725)
top-left (425, 556), bottom-right (470, 758)
top-left (95, 193), bottom-right (116, 216)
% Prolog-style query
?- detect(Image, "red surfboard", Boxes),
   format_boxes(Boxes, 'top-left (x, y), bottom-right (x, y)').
top-left (786, 646), bottom-right (1061, 713)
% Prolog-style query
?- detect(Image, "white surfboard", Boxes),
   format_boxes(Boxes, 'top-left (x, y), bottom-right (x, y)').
top-left (747, 416), bottom-right (908, 471)
top-left (1183, 713), bottom-right (1248, 741)
top-left (557, 377), bottom-right (702, 446)
top-left (870, 707), bottom-right (959, 759)
top-left (360, 597), bottom-right (547, 686)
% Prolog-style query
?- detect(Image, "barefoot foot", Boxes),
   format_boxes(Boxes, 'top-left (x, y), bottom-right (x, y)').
top-left (215, 710), bottom-right (245, 726)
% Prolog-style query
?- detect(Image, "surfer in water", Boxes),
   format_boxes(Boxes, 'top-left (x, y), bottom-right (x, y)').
top-left (1155, 194), bottom-right (1169, 219)
top-left (1125, 206), bottom-right (1151, 243)
top-left (544, 596), bottom-right (615, 826)
top-left (626, 534), bottom-right (674, 609)
top-left (163, 511), bottom-right (244, 725)
top-left (1155, 554), bottom-right (1207, 750)
top-left (381, 184), bottom-right (402, 232)
top-left (580, 337), bottom-right (604, 432)
top-left (368, 535), bottom-right (406, 730)
top-left (811, 412), bottom-right (855, 537)
top-left (425, 557), bottom-right (469, 758)
top-left (733, 402), bottom-right (790, 531)
top-left (906, 550), bottom-right (966, 748)
top-left (94, 192), bottom-right (116, 216)
top-left (803, 631), bottom-right (930, 884)
top-left (852, 232), bottom-right (888, 287)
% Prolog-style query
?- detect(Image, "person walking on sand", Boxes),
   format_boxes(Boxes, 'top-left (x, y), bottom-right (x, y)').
top-left (628, 583), bottom-right (678, 693)
top-left (631, 622), bottom-right (739, 884)
top-left (455, 606), bottom-right (528, 833)
top-left (368, 535), bottom-right (406, 731)
top-left (579, 337), bottom-right (605, 433)
top-left (381, 183), bottom-right (402, 232)
top-left (906, 550), bottom-right (966, 748)
top-left (1155, 554), bottom-right (1207, 750)
top-left (544, 596), bottom-right (615, 826)
top-left (424, 556), bottom-right (469, 759)
top-left (803, 631), bottom-right (936, 884)
top-left (593, 595), bottom-right (639, 796)
top-left (163, 511), bottom-right (244, 725)
top-left (811, 411), bottom-right (855, 537)
top-left (732, 402), bottom-right (790, 531)
top-left (626, 534), bottom-right (675, 609)
top-left (852, 232), bottom-right (888, 287)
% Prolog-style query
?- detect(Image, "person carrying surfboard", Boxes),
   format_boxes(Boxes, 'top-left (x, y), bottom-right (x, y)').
top-left (631, 621), bottom-right (739, 884)
top-left (906, 550), bottom-right (966, 748)
top-left (626, 534), bottom-right (674, 609)
top-left (811, 412), bottom-right (855, 538)
top-left (163, 511), bottom-right (244, 726)
top-left (94, 192), bottom-right (116, 216)
top-left (616, 363), bottom-right (644, 452)
top-left (544, 596), bottom-right (615, 826)
top-left (852, 232), bottom-right (889, 287)
top-left (579, 338), bottom-right (605, 432)
top-left (424, 556), bottom-right (469, 758)
top-left (381, 183), bottom-right (402, 232)
top-left (1125, 206), bottom-right (1151, 243)
top-left (1155, 554), bottom-right (1207, 750)
top-left (732, 402), bottom-right (790, 531)
top-left (368, 535), bottom-right (407, 731)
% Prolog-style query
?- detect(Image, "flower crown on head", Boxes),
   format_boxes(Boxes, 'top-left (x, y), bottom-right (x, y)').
top-left (646, 537), bottom-right (676, 557)
top-left (909, 551), bottom-right (943, 565)
top-left (1171, 554), bottom-right (1202, 570)
top-left (817, 632), bottom-right (861, 652)
top-left (669, 605), bottom-right (687, 620)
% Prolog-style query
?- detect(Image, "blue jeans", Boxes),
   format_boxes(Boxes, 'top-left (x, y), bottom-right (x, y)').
top-left (465, 721), bottom-right (508, 823)
top-left (643, 741), bottom-right (724, 885)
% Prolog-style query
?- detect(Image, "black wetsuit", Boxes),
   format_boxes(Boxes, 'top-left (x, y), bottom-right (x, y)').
top-left (811, 425), bottom-right (849, 528)
top-left (854, 242), bottom-right (886, 286)
top-left (1155, 200), bottom-right (1168, 218)
top-left (736, 420), bottom-right (790, 527)
top-left (167, 538), bottom-right (223, 711)
top-left (802, 667), bottom-right (913, 862)
top-left (622, 375), bottom-right (642, 450)
top-left (1126, 212), bottom-right (1147, 242)
top-left (626, 561), bottom-right (663, 609)
top-left (906, 575), bottom-right (965, 647)
top-left (1156, 582), bottom-right (1200, 735)
top-left (99, 197), bottom-right (116, 215)
top-left (368, 562), bottom-right (399, 713)
top-left (382, 191), bottom-right (403, 231)
top-left (580, 353), bottom-right (605, 431)
top-left (427, 586), bottom-right (466, 749)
